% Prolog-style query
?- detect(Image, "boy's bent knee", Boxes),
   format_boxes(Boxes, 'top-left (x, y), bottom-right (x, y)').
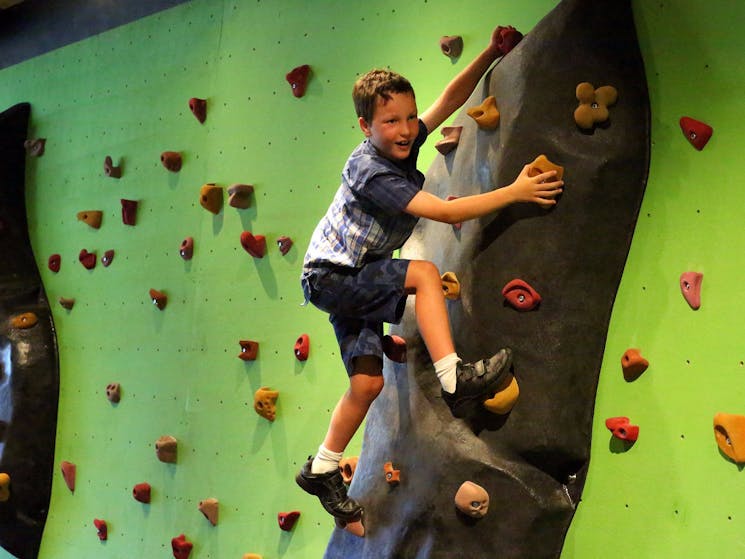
top-left (405, 260), bottom-right (441, 289)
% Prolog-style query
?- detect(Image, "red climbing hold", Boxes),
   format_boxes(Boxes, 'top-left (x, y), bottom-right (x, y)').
top-left (502, 279), bottom-right (542, 311)
top-left (171, 534), bottom-right (193, 559)
top-left (277, 236), bottom-right (293, 256)
top-left (102, 250), bottom-right (115, 267)
top-left (238, 340), bottom-right (259, 361)
top-left (294, 333), bottom-right (310, 361)
top-left (605, 416), bottom-right (639, 442)
top-left (60, 461), bottom-right (76, 492)
top-left (679, 117), bottom-right (712, 151)
top-left (179, 237), bottom-right (194, 260)
top-left (79, 249), bottom-right (96, 270)
top-left (93, 518), bottom-right (108, 541)
top-left (48, 254), bottom-right (61, 273)
top-left (286, 65), bottom-right (311, 98)
top-left (382, 334), bottom-right (407, 363)
top-left (278, 510), bottom-right (301, 531)
top-left (494, 25), bottom-right (523, 56)
top-left (188, 98), bottom-right (207, 124)
top-left (240, 231), bottom-right (266, 258)
top-left (121, 199), bottom-right (138, 226)
top-left (679, 271), bottom-right (703, 310)
top-left (161, 151), bottom-right (182, 172)
top-left (133, 482), bottom-right (151, 503)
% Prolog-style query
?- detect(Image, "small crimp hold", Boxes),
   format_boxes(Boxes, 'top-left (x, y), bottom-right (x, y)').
top-left (10, 312), bottom-right (37, 329)
top-left (574, 82), bottom-right (618, 130)
top-left (179, 237), bottom-right (194, 260)
top-left (277, 236), bottom-right (293, 255)
top-left (278, 510), bottom-right (301, 531)
top-left (102, 249), bottom-right (115, 267)
top-left (680, 271), bottom-right (703, 310)
top-left (200, 183), bottom-right (223, 214)
top-left (24, 138), bottom-right (45, 156)
top-left (199, 498), bottom-right (219, 526)
top-left (621, 348), bottom-right (648, 382)
top-left (48, 253), bottom-right (61, 273)
top-left (441, 271), bottom-right (461, 300)
top-left (160, 151), bottom-right (182, 172)
top-left (467, 96), bottom-right (500, 130)
top-left (383, 461), bottom-right (400, 485)
top-left (286, 65), bottom-right (311, 98)
top-left (605, 416), bottom-right (639, 442)
top-left (679, 116), bottom-right (713, 151)
top-left (121, 199), bottom-right (138, 226)
top-left (104, 155), bottom-right (122, 178)
top-left (149, 288), bottom-right (167, 310)
top-left (238, 340), bottom-right (259, 361)
top-left (189, 97), bottom-right (207, 124)
top-left (60, 461), bottom-right (76, 492)
top-left (77, 210), bottom-right (103, 229)
top-left (227, 183), bottom-right (254, 209)
top-left (439, 35), bottom-right (463, 58)
top-left (502, 278), bottom-right (541, 311)
top-left (59, 297), bottom-right (75, 310)
top-left (435, 125), bottom-right (462, 155)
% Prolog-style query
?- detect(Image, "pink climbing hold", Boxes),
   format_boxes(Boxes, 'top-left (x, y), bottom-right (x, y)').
top-left (679, 116), bottom-right (713, 151)
top-left (502, 279), bottom-right (542, 311)
top-left (679, 271), bottom-right (703, 310)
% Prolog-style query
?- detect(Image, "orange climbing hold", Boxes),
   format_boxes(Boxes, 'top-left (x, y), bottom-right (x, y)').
top-left (621, 348), bottom-right (648, 381)
top-left (383, 461), bottom-right (400, 485)
top-left (483, 375), bottom-right (519, 415)
top-left (528, 154), bottom-right (564, 182)
top-left (10, 312), bottom-right (37, 329)
top-left (199, 183), bottom-right (223, 214)
top-left (238, 340), bottom-right (259, 361)
top-left (77, 210), bottom-right (103, 229)
top-left (467, 96), bottom-right (500, 130)
top-left (605, 416), bottom-right (639, 442)
top-left (60, 461), bottom-right (76, 492)
top-left (714, 413), bottom-right (745, 463)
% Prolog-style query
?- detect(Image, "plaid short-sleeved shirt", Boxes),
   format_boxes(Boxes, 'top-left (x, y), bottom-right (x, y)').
top-left (303, 119), bottom-right (428, 272)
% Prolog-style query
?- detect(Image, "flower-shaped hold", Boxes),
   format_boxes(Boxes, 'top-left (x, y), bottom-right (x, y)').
top-left (574, 82), bottom-right (618, 130)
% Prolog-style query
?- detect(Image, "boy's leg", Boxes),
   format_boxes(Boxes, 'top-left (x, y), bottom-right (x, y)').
top-left (404, 260), bottom-right (513, 418)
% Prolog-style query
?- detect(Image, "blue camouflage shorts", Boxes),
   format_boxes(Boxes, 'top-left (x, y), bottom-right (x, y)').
top-left (301, 258), bottom-right (411, 376)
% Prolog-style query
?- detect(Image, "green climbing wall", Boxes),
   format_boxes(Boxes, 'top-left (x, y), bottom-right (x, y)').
top-left (0, 0), bottom-right (743, 557)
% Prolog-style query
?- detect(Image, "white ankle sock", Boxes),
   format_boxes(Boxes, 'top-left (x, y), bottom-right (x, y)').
top-left (434, 352), bottom-right (460, 393)
top-left (311, 444), bottom-right (344, 474)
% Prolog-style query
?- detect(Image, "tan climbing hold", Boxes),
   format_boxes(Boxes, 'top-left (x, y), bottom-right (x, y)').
top-left (454, 481), bottom-right (489, 518)
top-left (254, 387), bottom-right (279, 422)
top-left (228, 183), bottom-right (254, 209)
top-left (528, 154), bottom-right (564, 182)
top-left (574, 82), bottom-right (618, 129)
top-left (714, 413), bottom-right (745, 463)
top-left (339, 456), bottom-right (359, 484)
top-left (483, 375), bottom-right (519, 415)
top-left (441, 271), bottom-right (461, 300)
top-left (199, 497), bottom-right (219, 525)
top-left (155, 435), bottom-right (178, 463)
top-left (467, 96), bottom-right (500, 130)
top-left (77, 210), bottom-right (103, 229)
top-left (10, 312), bottom-right (37, 329)
top-left (200, 183), bottom-right (223, 214)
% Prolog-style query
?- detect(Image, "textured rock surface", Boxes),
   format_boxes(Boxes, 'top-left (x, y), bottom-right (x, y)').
top-left (0, 102), bottom-right (60, 559)
top-left (325, 0), bottom-right (649, 557)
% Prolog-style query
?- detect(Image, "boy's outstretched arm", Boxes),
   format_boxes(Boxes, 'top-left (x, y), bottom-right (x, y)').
top-left (404, 165), bottom-right (564, 224)
top-left (419, 26), bottom-right (505, 133)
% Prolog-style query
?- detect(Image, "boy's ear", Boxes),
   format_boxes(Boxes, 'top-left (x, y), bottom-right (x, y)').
top-left (358, 116), bottom-right (372, 137)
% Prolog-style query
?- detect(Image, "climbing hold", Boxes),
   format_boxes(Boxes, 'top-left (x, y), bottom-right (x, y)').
top-left (294, 333), bottom-right (310, 361)
top-left (467, 96), bottom-right (500, 130)
top-left (238, 340), bottom-right (259, 361)
top-left (454, 481), bottom-right (490, 518)
top-left (188, 97), bottom-right (207, 124)
top-left (103, 155), bottom-right (122, 178)
top-left (10, 312), bottom-right (37, 329)
top-left (24, 138), bottom-right (45, 156)
top-left (502, 278), bottom-right (542, 311)
top-left (160, 151), bottom-right (182, 172)
top-left (713, 413), bottom-right (745, 463)
top-left (446, 195), bottom-right (462, 230)
top-left (59, 297), bottom-right (75, 310)
top-left (441, 271), bottom-right (461, 300)
top-left (199, 183), bottom-right (223, 215)
top-left (439, 35), bottom-right (463, 58)
top-left (132, 482), bottom-right (151, 504)
top-left (121, 199), bottom-right (138, 226)
top-left (105, 382), bottom-right (121, 403)
top-left (93, 519), bottom-right (108, 541)
top-left (48, 253), bottom-right (61, 273)
top-left (382, 334), bottom-right (407, 363)
top-left (254, 387), bottom-right (279, 422)
top-left (278, 510), bottom-right (301, 531)
top-left (243, 555), bottom-right (262, 559)
top-left (574, 82), bottom-right (618, 130)
top-left (227, 183), bottom-right (254, 209)
top-left (240, 231), bottom-right (266, 258)
top-left (0, 473), bottom-right (10, 502)
top-left (605, 416), bottom-right (639, 442)
top-left (171, 534), bottom-right (193, 559)
top-left (79, 249), bottom-right (96, 270)
top-left (680, 271), bottom-right (703, 310)
top-left (102, 249), bottom-right (115, 267)
top-left (179, 237), bottom-right (194, 260)
top-left (383, 461), bottom-right (400, 485)
top-left (198, 498), bottom-right (219, 526)
top-left (60, 461), bottom-right (76, 492)
top-left (77, 210), bottom-right (103, 229)
top-left (435, 126), bottom-right (462, 155)
top-left (277, 236), bottom-right (293, 256)
top-left (494, 25), bottom-right (523, 56)
top-left (339, 456), bottom-right (359, 484)
top-left (679, 116), bottom-right (713, 151)
top-left (149, 289), bottom-right (167, 310)
top-left (483, 375), bottom-right (519, 415)
top-left (621, 348), bottom-right (648, 382)
top-left (155, 435), bottom-right (177, 463)
top-left (286, 65), bottom-right (311, 98)
top-left (528, 154), bottom-right (564, 181)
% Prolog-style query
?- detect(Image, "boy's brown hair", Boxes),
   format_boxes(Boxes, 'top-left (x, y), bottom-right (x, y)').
top-left (353, 69), bottom-right (415, 123)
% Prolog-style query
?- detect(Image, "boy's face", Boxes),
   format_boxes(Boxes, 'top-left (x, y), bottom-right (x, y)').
top-left (359, 92), bottom-right (418, 161)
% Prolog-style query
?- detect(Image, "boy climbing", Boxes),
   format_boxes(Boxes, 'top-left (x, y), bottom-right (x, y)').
top-left (296, 26), bottom-right (564, 523)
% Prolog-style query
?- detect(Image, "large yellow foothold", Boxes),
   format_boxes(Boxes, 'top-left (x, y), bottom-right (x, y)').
top-left (441, 272), bottom-right (461, 300)
top-left (483, 375), bottom-right (519, 415)
top-left (713, 413), bottom-right (745, 463)
top-left (0, 473), bottom-right (10, 502)
top-left (467, 96), bottom-right (500, 130)
top-left (77, 210), bottom-right (103, 229)
top-left (10, 312), bottom-right (37, 329)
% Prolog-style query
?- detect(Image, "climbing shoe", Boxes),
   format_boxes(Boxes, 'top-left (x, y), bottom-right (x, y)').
top-left (296, 457), bottom-right (364, 521)
top-left (442, 348), bottom-right (513, 419)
